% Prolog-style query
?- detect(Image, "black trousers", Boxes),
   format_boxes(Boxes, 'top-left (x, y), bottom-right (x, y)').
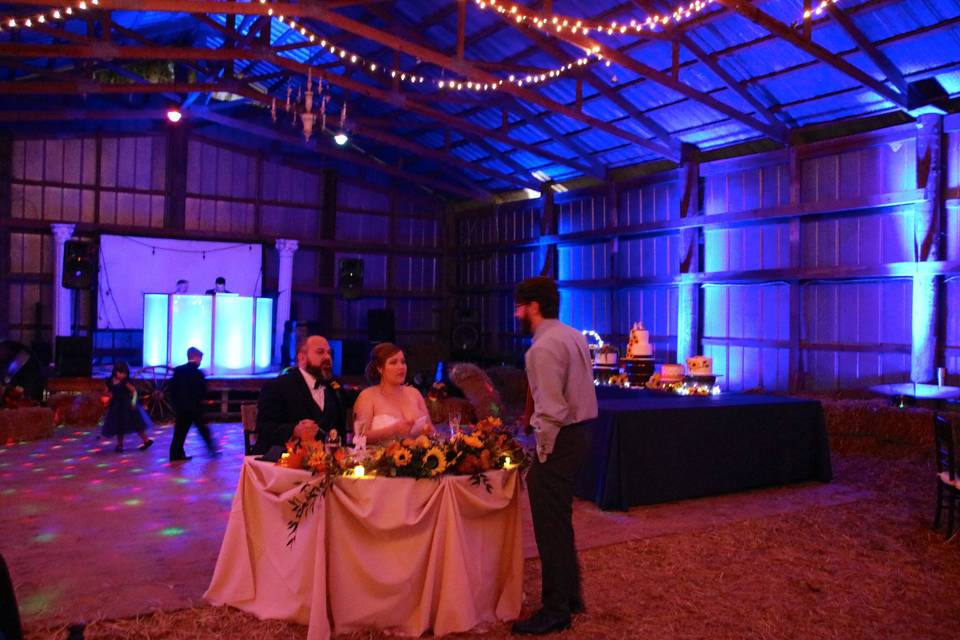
top-left (527, 421), bottom-right (588, 616)
top-left (169, 410), bottom-right (214, 459)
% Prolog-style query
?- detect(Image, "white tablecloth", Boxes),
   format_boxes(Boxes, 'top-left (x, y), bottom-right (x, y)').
top-left (204, 457), bottom-right (523, 639)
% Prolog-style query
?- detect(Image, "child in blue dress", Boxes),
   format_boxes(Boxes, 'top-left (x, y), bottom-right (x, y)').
top-left (101, 362), bottom-right (154, 453)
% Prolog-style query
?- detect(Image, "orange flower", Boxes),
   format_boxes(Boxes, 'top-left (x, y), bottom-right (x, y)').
top-left (479, 449), bottom-right (492, 471)
top-left (456, 453), bottom-right (480, 474)
top-left (462, 434), bottom-right (483, 449)
top-left (393, 447), bottom-right (413, 467)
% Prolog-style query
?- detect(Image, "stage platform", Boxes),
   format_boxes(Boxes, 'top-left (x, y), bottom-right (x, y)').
top-left (47, 366), bottom-right (286, 422)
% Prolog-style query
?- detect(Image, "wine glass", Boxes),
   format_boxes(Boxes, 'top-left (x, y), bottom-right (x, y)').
top-left (448, 409), bottom-right (462, 437)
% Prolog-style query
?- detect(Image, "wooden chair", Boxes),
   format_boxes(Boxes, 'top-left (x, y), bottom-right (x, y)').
top-left (241, 402), bottom-right (258, 456)
top-left (933, 414), bottom-right (959, 538)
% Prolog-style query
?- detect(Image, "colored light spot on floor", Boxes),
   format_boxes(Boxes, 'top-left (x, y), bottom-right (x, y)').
top-left (32, 532), bottom-right (57, 543)
top-left (20, 588), bottom-right (61, 616)
top-left (1, 488), bottom-right (15, 495)
top-left (61, 474), bottom-right (76, 479)
top-left (173, 477), bottom-right (190, 484)
top-left (124, 498), bottom-right (142, 506)
top-left (96, 463), bottom-right (109, 468)
top-left (159, 527), bottom-right (186, 537)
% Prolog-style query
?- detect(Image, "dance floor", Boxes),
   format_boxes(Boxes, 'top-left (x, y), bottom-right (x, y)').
top-left (1, 422), bottom-right (867, 631)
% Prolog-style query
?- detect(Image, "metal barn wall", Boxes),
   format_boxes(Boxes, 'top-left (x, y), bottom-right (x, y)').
top-left (0, 130), bottom-right (447, 356)
top-left (456, 113), bottom-right (960, 393)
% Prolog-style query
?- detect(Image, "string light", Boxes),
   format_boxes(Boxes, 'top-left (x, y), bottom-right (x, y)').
top-left (473, 0), bottom-right (841, 36)
top-left (0, 0), bottom-right (604, 93)
top-left (803, 0), bottom-right (841, 19)
top-left (473, 0), bottom-right (720, 35)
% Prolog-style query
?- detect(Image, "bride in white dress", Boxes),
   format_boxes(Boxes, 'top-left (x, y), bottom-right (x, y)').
top-left (352, 343), bottom-right (433, 443)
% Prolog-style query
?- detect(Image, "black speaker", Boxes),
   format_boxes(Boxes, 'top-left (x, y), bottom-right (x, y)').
top-left (55, 336), bottom-right (92, 377)
top-left (367, 309), bottom-right (395, 344)
top-left (338, 258), bottom-right (364, 299)
top-left (62, 240), bottom-right (96, 289)
top-left (340, 339), bottom-right (367, 376)
top-left (451, 308), bottom-right (480, 357)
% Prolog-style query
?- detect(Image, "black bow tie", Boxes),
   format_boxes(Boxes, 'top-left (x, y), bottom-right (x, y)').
top-left (313, 379), bottom-right (322, 390)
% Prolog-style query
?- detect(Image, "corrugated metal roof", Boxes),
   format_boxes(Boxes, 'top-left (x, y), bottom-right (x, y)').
top-left (0, 0), bottom-right (958, 197)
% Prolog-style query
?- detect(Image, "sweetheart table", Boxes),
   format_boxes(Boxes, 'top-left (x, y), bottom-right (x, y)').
top-left (204, 457), bottom-right (523, 639)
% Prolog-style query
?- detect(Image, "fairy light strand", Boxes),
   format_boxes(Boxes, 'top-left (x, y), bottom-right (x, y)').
top-left (473, 0), bottom-right (841, 37)
top-left (0, 0), bottom-right (604, 93)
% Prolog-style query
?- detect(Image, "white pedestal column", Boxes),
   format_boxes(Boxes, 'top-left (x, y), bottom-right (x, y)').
top-left (274, 239), bottom-right (299, 363)
top-left (51, 223), bottom-right (76, 350)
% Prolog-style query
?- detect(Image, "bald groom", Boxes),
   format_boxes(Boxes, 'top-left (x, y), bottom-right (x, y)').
top-left (254, 335), bottom-right (355, 454)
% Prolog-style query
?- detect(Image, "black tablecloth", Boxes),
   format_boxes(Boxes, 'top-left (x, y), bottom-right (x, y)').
top-left (576, 387), bottom-right (832, 510)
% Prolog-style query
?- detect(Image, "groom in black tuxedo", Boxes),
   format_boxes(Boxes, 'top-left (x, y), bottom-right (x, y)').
top-left (254, 335), bottom-right (355, 454)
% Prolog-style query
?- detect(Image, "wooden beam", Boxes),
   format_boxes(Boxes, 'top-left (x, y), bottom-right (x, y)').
top-left (456, 0), bottom-right (466, 61)
top-left (299, 6), bottom-right (678, 160)
top-left (195, 109), bottom-right (491, 201)
top-left (714, 0), bottom-right (906, 107)
top-left (553, 30), bottom-right (789, 143)
top-left (507, 99), bottom-right (609, 176)
top-left (236, 86), bottom-right (537, 189)
top-left (13, 0), bottom-right (675, 161)
top-left (0, 79), bottom-right (229, 94)
top-left (0, 108), bottom-right (171, 121)
top-left (827, 4), bottom-right (907, 97)
top-left (0, 41), bottom-right (597, 175)
top-left (677, 34), bottom-right (786, 131)
top-left (517, 26), bottom-right (680, 149)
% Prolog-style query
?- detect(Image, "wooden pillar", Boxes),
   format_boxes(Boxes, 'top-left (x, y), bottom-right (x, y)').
top-left (607, 181), bottom-right (620, 344)
top-left (677, 143), bottom-right (701, 365)
top-left (318, 169), bottom-right (337, 331)
top-left (0, 132), bottom-right (11, 338)
top-left (912, 113), bottom-right (944, 383)
top-left (441, 205), bottom-right (457, 357)
top-left (164, 122), bottom-right (189, 230)
top-left (540, 188), bottom-right (557, 279)
top-left (787, 145), bottom-right (803, 391)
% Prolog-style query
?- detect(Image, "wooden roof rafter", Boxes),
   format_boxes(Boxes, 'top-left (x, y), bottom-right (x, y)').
top-left (713, 0), bottom-right (907, 107)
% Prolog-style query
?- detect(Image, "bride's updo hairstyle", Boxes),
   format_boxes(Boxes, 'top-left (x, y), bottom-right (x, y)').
top-left (365, 342), bottom-right (403, 384)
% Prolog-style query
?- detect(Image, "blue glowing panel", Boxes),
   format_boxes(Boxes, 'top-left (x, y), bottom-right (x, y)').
top-left (142, 294), bottom-right (169, 367)
top-left (170, 295), bottom-right (213, 368)
top-left (213, 295), bottom-right (253, 375)
top-left (255, 297), bottom-right (273, 372)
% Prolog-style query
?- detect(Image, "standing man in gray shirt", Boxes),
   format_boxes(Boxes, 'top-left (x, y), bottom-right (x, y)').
top-left (511, 277), bottom-right (598, 635)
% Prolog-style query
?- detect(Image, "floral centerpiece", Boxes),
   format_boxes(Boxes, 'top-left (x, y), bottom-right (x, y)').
top-left (282, 417), bottom-right (528, 545)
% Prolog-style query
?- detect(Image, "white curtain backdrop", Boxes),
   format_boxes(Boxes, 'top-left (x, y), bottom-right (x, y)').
top-left (97, 235), bottom-right (263, 329)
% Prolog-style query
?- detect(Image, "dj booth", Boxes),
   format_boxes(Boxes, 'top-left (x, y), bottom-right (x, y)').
top-left (142, 294), bottom-right (273, 375)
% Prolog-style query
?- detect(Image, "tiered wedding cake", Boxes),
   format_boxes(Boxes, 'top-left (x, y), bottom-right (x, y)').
top-left (625, 322), bottom-right (653, 358)
top-left (623, 322), bottom-right (655, 385)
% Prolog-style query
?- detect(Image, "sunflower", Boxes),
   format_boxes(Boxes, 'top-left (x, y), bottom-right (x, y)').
top-left (462, 434), bottom-right (484, 449)
top-left (422, 446), bottom-right (447, 477)
top-left (414, 435), bottom-right (431, 450)
top-left (392, 446), bottom-right (413, 467)
top-left (306, 444), bottom-right (327, 472)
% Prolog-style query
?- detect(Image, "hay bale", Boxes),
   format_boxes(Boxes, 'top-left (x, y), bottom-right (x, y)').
top-left (818, 397), bottom-right (940, 455)
top-left (48, 391), bottom-right (108, 428)
top-left (0, 406), bottom-right (55, 443)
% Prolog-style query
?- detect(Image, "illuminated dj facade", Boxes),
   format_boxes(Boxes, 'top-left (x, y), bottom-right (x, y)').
top-left (143, 294), bottom-right (274, 375)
